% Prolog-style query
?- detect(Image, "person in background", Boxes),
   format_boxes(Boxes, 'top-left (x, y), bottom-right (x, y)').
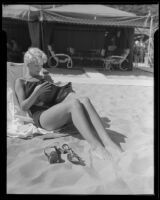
top-left (10, 39), bottom-right (21, 52)
top-left (107, 36), bottom-right (117, 56)
top-left (133, 40), bottom-right (140, 66)
top-left (104, 31), bottom-right (110, 56)
top-left (7, 40), bottom-right (14, 61)
top-left (139, 38), bottom-right (145, 63)
top-left (7, 38), bottom-right (22, 62)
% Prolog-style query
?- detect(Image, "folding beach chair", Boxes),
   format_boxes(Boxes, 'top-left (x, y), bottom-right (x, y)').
top-left (67, 47), bottom-right (84, 66)
top-left (105, 49), bottom-right (130, 71)
top-left (47, 45), bottom-right (73, 68)
top-left (7, 62), bottom-right (34, 124)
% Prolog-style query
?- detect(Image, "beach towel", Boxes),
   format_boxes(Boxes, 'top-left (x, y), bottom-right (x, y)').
top-left (7, 62), bottom-right (77, 138)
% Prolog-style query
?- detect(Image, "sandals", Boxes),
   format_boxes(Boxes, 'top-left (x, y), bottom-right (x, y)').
top-left (44, 143), bottom-right (85, 166)
top-left (44, 145), bottom-right (65, 164)
top-left (62, 144), bottom-right (86, 166)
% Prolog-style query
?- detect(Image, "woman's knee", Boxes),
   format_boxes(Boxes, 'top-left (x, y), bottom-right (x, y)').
top-left (80, 96), bottom-right (91, 104)
top-left (63, 92), bottom-right (78, 102)
top-left (70, 99), bottom-right (82, 110)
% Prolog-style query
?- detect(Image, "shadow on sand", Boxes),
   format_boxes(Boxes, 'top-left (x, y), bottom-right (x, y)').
top-left (66, 117), bottom-right (127, 150)
top-left (47, 67), bottom-right (87, 77)
top-left (19, 117), bottom-right (127, 150)
top-left (97, 68), bottom-right (153, 78)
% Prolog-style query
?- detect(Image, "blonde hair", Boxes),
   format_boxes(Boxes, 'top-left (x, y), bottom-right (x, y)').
top-left (24, 47), bottom-right (47, 67)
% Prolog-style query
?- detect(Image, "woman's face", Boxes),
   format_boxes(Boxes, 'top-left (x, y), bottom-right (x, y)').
top-left (28, 62), bottom-right (43, 76)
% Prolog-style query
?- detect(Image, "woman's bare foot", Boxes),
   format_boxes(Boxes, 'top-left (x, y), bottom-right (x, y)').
top-left (92, 147), bottom-right (105, 160)
top-left (104, 147), bottom-right (113, 161)
top-left (103, 136), bottom-right (124, 153)
top-left (105, 144), bottom-right (124, 163)
top-left (91, 146), bottom-right (113, 161)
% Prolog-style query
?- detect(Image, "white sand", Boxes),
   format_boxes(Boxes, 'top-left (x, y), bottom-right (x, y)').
top-left (7, 83), bottom-right (153, 194)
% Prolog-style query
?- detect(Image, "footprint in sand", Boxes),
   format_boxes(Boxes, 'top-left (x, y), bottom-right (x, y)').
top-left (19, 159), bottom-right (45, 178)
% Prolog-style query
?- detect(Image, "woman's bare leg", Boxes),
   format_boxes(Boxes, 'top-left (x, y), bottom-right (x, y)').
top-left (40, 99), bottom-right (107, 157)
top-left (80, 97), bottom-right (123, 153)
top-left (65, 94), bottom-right (122, 153)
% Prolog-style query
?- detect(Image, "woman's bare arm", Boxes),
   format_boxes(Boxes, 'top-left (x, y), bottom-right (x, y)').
top-left (43, 74), bottom-right (64, 86)
top-left (43, 74), bottom-right (54, 83)
top-left (15, 78), bottom-right (39, 111)
top-left (15, 79), bottom-right (53, 111)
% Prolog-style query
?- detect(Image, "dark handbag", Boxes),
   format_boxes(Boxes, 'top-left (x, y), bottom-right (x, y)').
top-left (55, 82), bottom-right (74, 104)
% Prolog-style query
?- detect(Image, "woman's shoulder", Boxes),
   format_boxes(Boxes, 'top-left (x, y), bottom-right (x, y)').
top-left (15, 77), bottom-right (25, 82)
top-left (20, 75), bottom-right (42, 83)
top-left (15, 77), bottom-right (26, 86)
top-left (15, 78), bottom-right (27, 92)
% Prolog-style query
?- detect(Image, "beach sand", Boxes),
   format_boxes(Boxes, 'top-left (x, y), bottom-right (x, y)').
top-left (7, 83), bottom-right (153, 194)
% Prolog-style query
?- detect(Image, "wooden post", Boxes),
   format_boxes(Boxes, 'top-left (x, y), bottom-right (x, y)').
top-left (129, 28), bottom-right (134, 70)
top-left (147, 12), bottom-right (153, 67)
top-left (40, 7), bottom-right (44, 51)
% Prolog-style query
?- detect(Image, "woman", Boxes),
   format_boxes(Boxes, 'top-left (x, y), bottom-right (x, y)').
top-left (15, 47), bottom-right (123, 160)
top-left (7, 39), bottom-right (22, 62)
top-left (133, 40), bottom-right (140, 66)
top-left (107, 36), bottom-right (117, 56)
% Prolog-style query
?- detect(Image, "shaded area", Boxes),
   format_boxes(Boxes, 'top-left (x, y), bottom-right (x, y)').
top-left (97, 67), bottom-right (153, 79)
top-left (17, 117), bottom-right (127, 152)
top-left (105, 129), bottom-right (127, 150)
top-left (47, 67), bottom-right (88, 78)
top-left (43, 117), bottom-right (127, 151)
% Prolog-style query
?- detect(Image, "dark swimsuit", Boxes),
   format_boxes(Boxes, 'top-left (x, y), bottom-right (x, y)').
top-left (24, 78), bottom-right (58, 128)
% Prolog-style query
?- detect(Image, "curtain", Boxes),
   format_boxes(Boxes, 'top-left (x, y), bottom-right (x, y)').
top-left (3, 19), bottom-right (31, 52)
top-left (28, 22), bottom-right (41, 49)
top-left (42, 22), bottom-right (55, 57)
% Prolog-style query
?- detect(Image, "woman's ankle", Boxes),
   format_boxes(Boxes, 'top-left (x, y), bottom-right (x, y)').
top-left (90, 143), bottom-right (102, 153)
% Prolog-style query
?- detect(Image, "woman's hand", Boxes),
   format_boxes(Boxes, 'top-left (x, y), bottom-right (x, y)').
top-left (44, 74), bottom-right (54, 83)
top-left (34, 81), bottom-right (53, 97)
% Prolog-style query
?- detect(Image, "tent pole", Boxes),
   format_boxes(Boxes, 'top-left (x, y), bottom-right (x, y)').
top-left (40, 7), bottom-right (44, 51)
top-left (147, 12), bottom-right (153, 67)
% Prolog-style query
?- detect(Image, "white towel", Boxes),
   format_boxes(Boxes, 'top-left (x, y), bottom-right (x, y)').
top-left (7, 62), bottom-right (65, 138)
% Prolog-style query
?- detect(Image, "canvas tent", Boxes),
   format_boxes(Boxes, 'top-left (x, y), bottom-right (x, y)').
top-left (2, 4), bottom-right (152, 69)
